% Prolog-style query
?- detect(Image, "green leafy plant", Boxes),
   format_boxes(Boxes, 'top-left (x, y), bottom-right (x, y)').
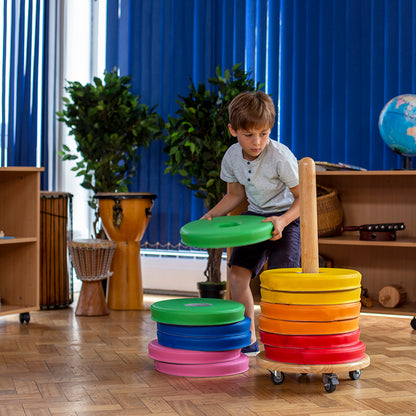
top-left (163, 63), bottom-right (264, 284)
top-left (57, 68), bottom-right (164, 210)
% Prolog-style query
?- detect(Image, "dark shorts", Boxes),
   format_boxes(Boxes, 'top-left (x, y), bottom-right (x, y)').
top-left (228, 211), bottom-right (301, 278)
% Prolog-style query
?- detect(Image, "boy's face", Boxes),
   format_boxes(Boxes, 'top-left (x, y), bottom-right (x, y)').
top-left (228, 124), bottom-right (270, 161)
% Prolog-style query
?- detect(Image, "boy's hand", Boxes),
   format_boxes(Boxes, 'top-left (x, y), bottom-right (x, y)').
top-left (200, 213), bottom-right (213, 221)
top-left (263, 216), bottom-right (285, 241)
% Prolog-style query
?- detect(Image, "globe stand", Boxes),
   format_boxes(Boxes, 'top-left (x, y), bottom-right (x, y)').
top-left (392, 148), bottom-right (414, 170)
top-left (402, 155), bottom-right (413, 170)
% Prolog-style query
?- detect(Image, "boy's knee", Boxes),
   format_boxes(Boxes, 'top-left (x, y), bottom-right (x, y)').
top-left (229, 265), bottom-right (252, 284)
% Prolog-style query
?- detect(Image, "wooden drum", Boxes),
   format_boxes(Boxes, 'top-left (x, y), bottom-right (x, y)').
top-left (68, 239), bottom-right (116, 316)
top-left (95, 192), bottom-right (157, 310)
top-left (40, 191), bottom-right (73, 309)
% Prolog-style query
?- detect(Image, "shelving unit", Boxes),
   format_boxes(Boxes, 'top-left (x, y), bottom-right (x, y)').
top-left (316, 170), bottom-right (416, 315)
top-left (0, 167), bottom-right (43, 321)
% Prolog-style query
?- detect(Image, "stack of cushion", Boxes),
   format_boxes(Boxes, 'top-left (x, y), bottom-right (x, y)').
top-left (259, 268), bottom-right (366, 365)
top-left (148, 298), bottom-right (251, 377)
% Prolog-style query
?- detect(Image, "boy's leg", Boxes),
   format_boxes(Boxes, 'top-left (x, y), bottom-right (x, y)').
top-left (228, 264), bottom-right (256, 343)
top-left (267, 217), bottom-right (301, 269)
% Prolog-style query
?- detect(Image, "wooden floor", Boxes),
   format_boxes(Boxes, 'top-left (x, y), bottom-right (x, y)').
top-left (0, 295), bottom-right (415, 416)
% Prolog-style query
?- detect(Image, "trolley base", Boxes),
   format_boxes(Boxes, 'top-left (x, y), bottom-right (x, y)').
top-left (256, 352), bottom-right (370, 393)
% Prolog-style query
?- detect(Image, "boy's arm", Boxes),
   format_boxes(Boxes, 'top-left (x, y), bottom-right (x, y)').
top-left (201, 182), bottom-right (246, 220)
top-left (263, 185), bottom-right (300, 240)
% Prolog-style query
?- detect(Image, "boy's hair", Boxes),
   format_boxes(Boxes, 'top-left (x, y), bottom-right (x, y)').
top-left (228, 91), bottom-right (275, 131)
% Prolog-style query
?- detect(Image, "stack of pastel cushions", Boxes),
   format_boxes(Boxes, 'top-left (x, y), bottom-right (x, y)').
top-left (148, 298), bottom-right (251, 377)
top-left (259, 268), bottom-right (366, 365)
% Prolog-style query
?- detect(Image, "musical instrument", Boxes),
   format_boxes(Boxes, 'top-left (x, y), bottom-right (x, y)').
top-left (68, 239), bottom-right (116, 316)
top-left (342, 222), bottom-right (405, 241)
top-left (95, 192), bottom-right (156, 310)
top-left (40, 192), bottom-right (73, 309)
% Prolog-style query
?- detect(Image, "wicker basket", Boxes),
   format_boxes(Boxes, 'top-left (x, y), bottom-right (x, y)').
top-left (316, 185), bottom-right (343, 237)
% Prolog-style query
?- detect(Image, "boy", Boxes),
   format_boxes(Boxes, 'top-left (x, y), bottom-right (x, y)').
top-left (201, 91), bottom-right (300, 355)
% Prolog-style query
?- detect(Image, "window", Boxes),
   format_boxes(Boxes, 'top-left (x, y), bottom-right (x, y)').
top-left (60, 0), bottom-right (107, 241)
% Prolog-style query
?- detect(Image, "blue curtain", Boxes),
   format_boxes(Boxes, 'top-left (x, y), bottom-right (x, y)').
top-left (279, 0), bottom-right (416, 170)
top-left (0, 0), bottom-right (59, 190)
top-left (1, 0), bottom-right (415, 247)
top-left (107, 0), bottom-right (416, 249)
top-left (106, 0), bottom-right (280, 247)
top-left (107, 0), bottom-right (416, 247)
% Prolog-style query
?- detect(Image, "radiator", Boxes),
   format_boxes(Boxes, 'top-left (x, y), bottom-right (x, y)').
top-left (141, 249), bottom-right (227, 296)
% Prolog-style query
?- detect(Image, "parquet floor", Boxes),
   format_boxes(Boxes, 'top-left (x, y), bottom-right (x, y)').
top-left (0, 295), bottom-right (415, 416)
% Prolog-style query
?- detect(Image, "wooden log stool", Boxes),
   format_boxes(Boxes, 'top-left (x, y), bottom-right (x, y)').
top-left (378, 285), bottom-right (407, 308)
top-left (68, 239), bottom-right (116, 316)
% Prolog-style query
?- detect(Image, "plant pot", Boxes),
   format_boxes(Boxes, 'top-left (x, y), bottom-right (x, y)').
top-left (95, 192), bottom-right (156, 310)
top-left (198, 281), bottom-right (227, 299)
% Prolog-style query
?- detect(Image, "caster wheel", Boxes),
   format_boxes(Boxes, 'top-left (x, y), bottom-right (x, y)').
top-left (349, 370), bottom-right (361, 380)
top-left (411, 317), bottom-right (416, 330)
top-left (324, 380), bottom-right (337, 393)
top-left (19, 312), bottom-right (30, 324)
top-left (269, 370), bottom-right (285, 385)
top-left (322, 373), bottom-right (339, 393)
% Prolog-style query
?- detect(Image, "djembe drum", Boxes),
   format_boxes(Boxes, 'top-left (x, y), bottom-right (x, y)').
top-left (95, 193), bottom-right (156, 310)
top-left (68, 239), bottom-right (116, 316)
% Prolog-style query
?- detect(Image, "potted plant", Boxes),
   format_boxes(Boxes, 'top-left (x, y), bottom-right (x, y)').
top-left (57, 68), bottom-right (165, 310)
top-left (163, 63), bottom-right (263, 298)
top-left (57, 68), bottom-right (164, 232)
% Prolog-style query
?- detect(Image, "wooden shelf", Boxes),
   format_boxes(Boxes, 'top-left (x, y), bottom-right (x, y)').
top-left (0, 305), bottom-right (39, 317)
top-left (0, 237), bottom-right (37, 245)
top-left (361, 302), bottom-right (416, 316)
top-left (229, 170), bottom-right (416, 316)
top-left (319, 234), bottom-right (416, 248)
top-left (0, 167), bottom-right (43, 321)
top-left (317, 170), bottom-right (416, 315)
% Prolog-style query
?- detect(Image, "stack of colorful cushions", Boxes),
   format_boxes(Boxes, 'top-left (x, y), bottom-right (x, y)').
top-left (148, 298), bottom-right (251, 377)
top-left (259, 268), bottom-right (366, 364)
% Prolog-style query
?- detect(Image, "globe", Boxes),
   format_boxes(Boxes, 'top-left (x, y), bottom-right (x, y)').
top-left (379, 94), bottom-right (416, 158)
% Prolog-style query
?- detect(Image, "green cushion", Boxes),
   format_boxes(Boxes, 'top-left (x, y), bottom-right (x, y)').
top-left (150, 298), bottom-right (245, 325)
top-left (180, 215), bottom-right (273, 248)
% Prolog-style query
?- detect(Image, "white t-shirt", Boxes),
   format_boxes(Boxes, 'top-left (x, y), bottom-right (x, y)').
top-left (220, 139), bottom-right (299, 214)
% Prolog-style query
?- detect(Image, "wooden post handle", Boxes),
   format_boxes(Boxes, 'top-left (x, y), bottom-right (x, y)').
top-left (299, 157), bottom-right (319, 273)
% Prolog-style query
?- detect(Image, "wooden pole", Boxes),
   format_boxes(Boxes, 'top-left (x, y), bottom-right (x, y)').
top-left (299, 157), bottom-right (319, 273)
